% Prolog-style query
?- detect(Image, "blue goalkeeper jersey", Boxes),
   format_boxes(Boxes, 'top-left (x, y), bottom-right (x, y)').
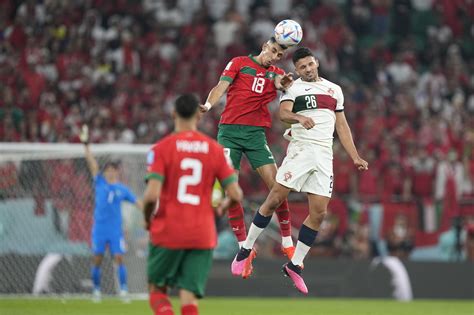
top-left (92, 174), bottom-right (137, 236)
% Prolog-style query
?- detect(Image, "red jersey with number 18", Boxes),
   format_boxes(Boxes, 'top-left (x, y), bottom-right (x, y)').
top-left (219, 55), bottom-right (285, 128)
top-left (145, 130), bottom-right (237, 249)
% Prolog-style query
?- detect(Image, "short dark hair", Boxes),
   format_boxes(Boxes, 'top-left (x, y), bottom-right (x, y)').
top-left (175, 94), bottom-right (199, 119)
top-left (102, 160), bottom-right (120, 171)
top-left (292, 47), bottom-right (314, 64)
top-left (269, 37), bottom-right (288, 50)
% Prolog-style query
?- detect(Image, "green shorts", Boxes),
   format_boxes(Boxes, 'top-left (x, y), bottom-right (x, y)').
top-left (217, 124), bottom-right (275, 170)
top-left (147, 244), bottom-right (213, 298)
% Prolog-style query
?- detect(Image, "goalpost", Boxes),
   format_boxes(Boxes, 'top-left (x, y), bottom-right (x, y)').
top-left (0, 143), bottom-right (150, 295)
top-left (0, 142), bottom-right (287, 296)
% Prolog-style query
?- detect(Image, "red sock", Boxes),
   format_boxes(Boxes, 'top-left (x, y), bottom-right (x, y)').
top-left (150, 292), bottom-right (174, 315)
top-left (227, 202), bottom-right (247, 242)
top-left (275, 199), bottom-right (291, 238)
top-left (181, 304), bottom-right (199, 315)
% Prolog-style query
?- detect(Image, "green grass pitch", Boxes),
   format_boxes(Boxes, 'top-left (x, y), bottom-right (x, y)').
top-left (1, 297), bottom-right (473, 315)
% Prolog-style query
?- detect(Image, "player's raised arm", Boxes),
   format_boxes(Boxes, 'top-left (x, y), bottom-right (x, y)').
top-left (200, 79), bottom-right (231, 112)
top-left (279, 100), bottom-right (316, 129)
top-left (143, 179), bottom-right (162, 230)
top-left (335, 111), bottom-right (368, 171)
top-left (80, 125), bottom-right (99, 177)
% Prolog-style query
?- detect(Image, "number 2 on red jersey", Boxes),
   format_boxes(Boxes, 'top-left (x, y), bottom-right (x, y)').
top-left (177, 158), bottom-right (202, 205)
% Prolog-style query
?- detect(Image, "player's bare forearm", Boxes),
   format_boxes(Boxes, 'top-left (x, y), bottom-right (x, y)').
top-left (143, 201), bottom-right (155, 230)
top-left (280, 108), bottom-right (315, 129)
top-left (336, 112), bottom-right (368, 170)
top-left (280, 108), bottom-right (300, 124)
top-left (84, 144), bottom-right (99, 176)
top-left (201, 80), bottom-right (230, 112)
top-left (226, 182), bottom-right (243, 204)
top-left (80, 125), bottom-right (98, 176)
top-left (335, 112), bottom-right (358, 159)
top-left (143, 179), bottom-right (162, 229)
top-left (280, 101), bottom-right (300, 124)
top-left (215, 196), bottom-right (232, 217)
top-left (337, 125), bottom-right (359, 160)
top-left (207, 81), bottom-right (229, 104)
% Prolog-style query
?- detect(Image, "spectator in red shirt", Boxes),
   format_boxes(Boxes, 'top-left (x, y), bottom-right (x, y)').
top-left (408, 147), bottom-right (436, 199)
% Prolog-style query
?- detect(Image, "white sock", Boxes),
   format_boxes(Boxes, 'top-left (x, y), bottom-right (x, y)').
top-left (238, 241), bottom-right (245, 248)
top-left (291, 241), bottom-right (311, 266)
top-left (243, 223), bottom-right (264, 249)
top-left (281, 236), bottom-right (293, 248)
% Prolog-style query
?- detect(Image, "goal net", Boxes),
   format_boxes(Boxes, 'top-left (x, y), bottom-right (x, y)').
top-left (0, 143), bottom-right (149, 295)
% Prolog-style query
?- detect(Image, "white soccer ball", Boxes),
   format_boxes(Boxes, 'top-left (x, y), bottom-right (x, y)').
top-left (274, 19), bottom-right (303, 47)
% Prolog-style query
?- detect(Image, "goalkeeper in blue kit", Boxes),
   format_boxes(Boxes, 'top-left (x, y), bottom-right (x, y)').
top-left (80, 126), bottom-right (142, 302)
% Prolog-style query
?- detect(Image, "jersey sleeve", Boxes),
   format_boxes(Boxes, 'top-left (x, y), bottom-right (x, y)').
top-left (220, 57), bottom-right (241, 84)
top-left (335, 85), bottom-right (344, 112)
top-left (214, 144), bottom-right (237, 188)
top-left (94, 174), bottom-right (106, 184)
top-left (122, 186), bottom-right (137, 204)
top-left (274, 66), bottom-right (285, 76)
top-left (280, 86), bottom-right (296, 103)
top-left (145, 144), bottom-right (165, 182)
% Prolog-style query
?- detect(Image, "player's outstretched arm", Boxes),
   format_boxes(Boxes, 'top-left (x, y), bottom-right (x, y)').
top-left (143, 179), bottom-right (162, 230)
top-left (80, 125), bottom-right (99, 177)
top-left (279, 100), bottom-right (316, 129)
top-left (275, 73), bottom-right (293, 91)
top-left (200, 80), bottom-right (230, 112)
top-left (335, 112), bottom-right (368, 171)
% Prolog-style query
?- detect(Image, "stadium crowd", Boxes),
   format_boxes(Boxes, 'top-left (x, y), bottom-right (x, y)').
top-left (0, 0), bottom-right (473, 260)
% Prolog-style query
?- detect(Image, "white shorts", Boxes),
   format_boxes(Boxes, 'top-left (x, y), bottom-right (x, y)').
top-left (276, 140), bottom-right (333, 197)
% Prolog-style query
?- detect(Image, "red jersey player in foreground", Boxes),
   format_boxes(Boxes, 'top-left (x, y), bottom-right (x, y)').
top-left (143, 94), bottom-right (243, 315)
top-left (232, 48), bottom-right (368, 294)
top-left (200, 37), bottom-right (295, 274)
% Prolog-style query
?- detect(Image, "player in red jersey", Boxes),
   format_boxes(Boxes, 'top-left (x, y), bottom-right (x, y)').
top-left (143, 94), bottom-right (243, 315)
top-left (200, 38), bottom-right (295, 273)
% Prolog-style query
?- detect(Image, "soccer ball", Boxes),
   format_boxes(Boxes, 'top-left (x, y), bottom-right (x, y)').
top-left (274, 19), bottom-right (303, 47)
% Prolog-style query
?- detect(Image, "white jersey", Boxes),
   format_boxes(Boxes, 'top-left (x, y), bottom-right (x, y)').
top-left (280, 77), bottom-right (344, 147)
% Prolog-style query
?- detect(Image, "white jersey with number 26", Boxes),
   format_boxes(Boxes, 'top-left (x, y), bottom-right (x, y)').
top-left (280, 77), bottom-right (344, 147)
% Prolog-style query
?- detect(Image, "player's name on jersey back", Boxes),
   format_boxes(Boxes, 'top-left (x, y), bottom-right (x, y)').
top-left (176, 140), bottom-right (209, 153)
